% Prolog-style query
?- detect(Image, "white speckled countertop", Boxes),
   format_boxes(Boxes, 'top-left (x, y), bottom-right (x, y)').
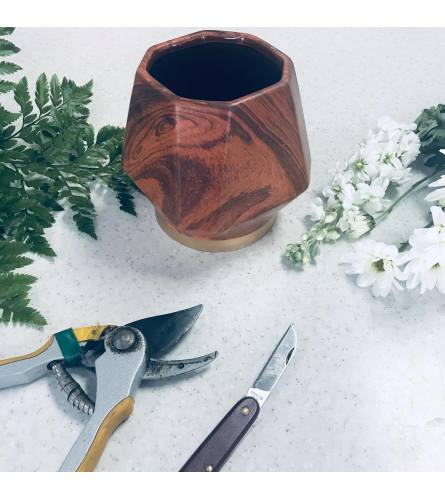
top-left (1, 28), bottom-right (445, 471)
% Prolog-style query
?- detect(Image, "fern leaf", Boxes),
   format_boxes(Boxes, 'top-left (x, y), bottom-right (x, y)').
top-left (0, 60), bottom-right (21, 75)
top-left (49, 74), bottom-right (62, 107)
top-left (14, 76), bottom-right (33, 120)
top-left (0, 28), bottom-right (138, 328)
top-left (0, 38), bottom-right (20, 57)
top-left (0, 79), bottom-right (16, 94)
top-left (35, 73), bottom-right (50, 113)
top-left (0, 104), bottom-right (20, 127)
top-left (0, 242), bottom-right (46, 327)
top-left (0, 28), bottom-right (15, 36)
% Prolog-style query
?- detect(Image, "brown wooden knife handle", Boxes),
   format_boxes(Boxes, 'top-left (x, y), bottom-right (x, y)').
top-left (179, 396), bottom-right (260, 472)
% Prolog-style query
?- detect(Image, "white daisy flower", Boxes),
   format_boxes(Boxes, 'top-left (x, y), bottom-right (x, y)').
top-left (340, 239), bottom-right (404, 297)
top-left (425, 175), bottom-right (445, 207)
top-left (399, 206), bottom-right (445, 294)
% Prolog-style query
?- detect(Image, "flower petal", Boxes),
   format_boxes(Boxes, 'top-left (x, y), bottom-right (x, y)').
top-left (428, 175), bottom-right (445, 188)
top-left (357, 272), bottom-right (376, 288)
top-left (425, 188), bottom-right (445, 203)
top-left (436, 268), bottom-right (445, 294)
top-left (431, 205), bottom-right (445, 227)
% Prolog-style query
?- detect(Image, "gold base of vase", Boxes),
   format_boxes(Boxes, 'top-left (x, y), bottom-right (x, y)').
top-left (156, 212), bottom-right (276, 252)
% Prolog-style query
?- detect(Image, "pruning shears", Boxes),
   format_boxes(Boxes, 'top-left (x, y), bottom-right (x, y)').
top-left (0, 305), bottom-right (217, 471)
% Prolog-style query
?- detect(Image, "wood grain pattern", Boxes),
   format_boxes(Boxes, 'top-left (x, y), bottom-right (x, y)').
top-left (123, 30), bottom-right (310, 245)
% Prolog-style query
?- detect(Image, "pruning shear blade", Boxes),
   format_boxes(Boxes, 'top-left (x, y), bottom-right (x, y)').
top-left (0, 304), bottom-right (217, 472)
top-left (145, 351), bottom-right (218, 380)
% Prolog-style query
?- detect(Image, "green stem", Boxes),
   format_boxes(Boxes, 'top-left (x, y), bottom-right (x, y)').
top-left (359, 168), bottom-right (440, 239)
top-left (11, 165), bottom-right (32, 238)
top-left (375, 168), bottom-right (440, 223)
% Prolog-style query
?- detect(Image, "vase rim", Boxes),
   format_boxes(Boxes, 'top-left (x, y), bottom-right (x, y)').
top-left (137, 30), bottom-right (294, 106)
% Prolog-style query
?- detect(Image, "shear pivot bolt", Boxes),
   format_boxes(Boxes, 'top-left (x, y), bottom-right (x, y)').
top-left (241, 406), bottom-right (250, 416)
top-left (206, 465), bottom-right (213, 472)
top-left (112, 327), bottom-right (137, 351)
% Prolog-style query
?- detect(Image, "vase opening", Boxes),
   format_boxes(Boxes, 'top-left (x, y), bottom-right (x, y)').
top-left (147, 41), bottom-right (283, 102)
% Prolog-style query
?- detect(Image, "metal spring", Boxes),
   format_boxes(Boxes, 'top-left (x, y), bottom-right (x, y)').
top-left (51, 361), bottom-right (95, 416)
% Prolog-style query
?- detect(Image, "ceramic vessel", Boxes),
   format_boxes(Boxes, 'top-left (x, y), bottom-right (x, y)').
top-left (123, 30), bottom-right (310, 251)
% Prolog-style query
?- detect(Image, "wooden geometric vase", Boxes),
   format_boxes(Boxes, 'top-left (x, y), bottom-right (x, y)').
top-left (123, 30), bottom-right (310, 251)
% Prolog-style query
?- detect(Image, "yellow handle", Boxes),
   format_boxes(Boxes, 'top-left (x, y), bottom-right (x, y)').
top-left (0, 336), bottom-right (55, 366)
top-left (72, 325), bottom-right (110, 343)
top-left (76, 396), bottom-right (135, 472)
top-left (0, 324), bottom-right (111, 367)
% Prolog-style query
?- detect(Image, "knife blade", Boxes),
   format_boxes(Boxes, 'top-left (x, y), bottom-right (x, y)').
top-left (179, 324), bottom-right (297, 472)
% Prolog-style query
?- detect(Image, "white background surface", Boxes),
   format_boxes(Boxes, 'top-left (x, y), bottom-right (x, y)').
top-left (1, 28), bottom-right (445, 471)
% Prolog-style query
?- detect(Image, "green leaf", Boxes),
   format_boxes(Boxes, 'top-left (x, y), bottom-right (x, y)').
top-left (23, 112), bottom-right (37, 125)
top-left (96, 125), bottom-right (123, 144)
top-left (50, 74), bottom-right (62, 107)
top-left (5, 305), bottom-right (46, 326)
top-left (0, 138), bottom-right (17, 149)
top-left (0, 104), bottom-right (20, 127)
top-left (116, 186), bottom-right (136, 215)
top-left (0, 61), bottom-right (21, 75)
top-left (0, 241), bottom-right (46, 327)
top-left (73, 212), bottom-right (97, 239)
top-left (74, 79), bottom-right (93, 101)
top-left (35, 73), bottom-right (50, 113)
top-left (83, 123), bottom-right (95, 147)
top-left (0, 28), bottom-right (15, 36)
top-left (14, 76), bottom-right (33, 119)
top-left (0, 28), bottom-right (137, 328)
top-left (0, 240), bottom-right (30, 273)
top-left (26, 233), bottom-right (56, 257)
top-left (0, 38), bottom-right (20, 57)
top-left (0, 79), bottom-right (16, 94)
top-left (416, 104), bottom-right (445, 170)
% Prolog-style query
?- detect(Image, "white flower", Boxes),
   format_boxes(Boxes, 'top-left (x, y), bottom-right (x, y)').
top-left (299, 116), bottom-right (421, 271)
top-left (425, 175), bottom-right (445, 207)
top-left (340, 239), bottom-right (404, 297)
top-left (371, 116), bottom-right (420, 169)
top-left (399, 206), bottom-right (445, 294)
top-left (348, 146), bottom-right (380, 182)
top-left (337, 206), bottom-right (373, 239)
top-left (337, 180), bottom-right (359, 209)
top-left (379, 156), bottom-right (412, 185)
top-left (398, 129), bottom-right (421, 166)
top-left (326, 229), bottom-right (340, 241)
top-left (414, 205), bottom-right (445, 246)
top-left (403, 259), bottom-right (445, 294)
top-left (308, 197), bottom-right (325, 221)
top-left (374, 116), bottom-right (418, 147)
top-left (356, 177), bottom-right (390, 215)
top-left (322, 169), bottom-right (354, 206)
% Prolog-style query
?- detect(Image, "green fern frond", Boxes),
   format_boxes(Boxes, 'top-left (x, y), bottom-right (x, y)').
top-left (0, 241), bottom-right (46, 326)
top-left (0, 28), bottom-right (137, 327)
